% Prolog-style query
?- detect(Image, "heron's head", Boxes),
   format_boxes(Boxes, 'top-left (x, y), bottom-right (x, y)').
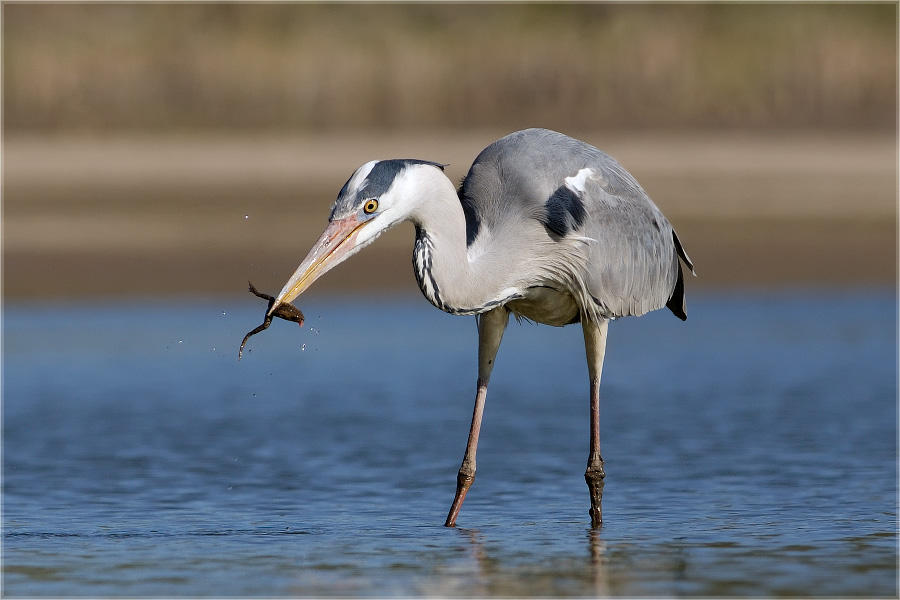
top-left (271, 159), bottom-right (446, 311)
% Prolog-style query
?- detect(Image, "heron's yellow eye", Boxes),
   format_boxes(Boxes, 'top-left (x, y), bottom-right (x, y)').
top-left (363, 199), bottom-right (379, 214)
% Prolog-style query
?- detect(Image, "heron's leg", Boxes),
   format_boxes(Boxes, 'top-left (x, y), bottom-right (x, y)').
top-left (582, 318), bottom-right (609, 528)
top-left (445, 307), bottom-right (509, 527)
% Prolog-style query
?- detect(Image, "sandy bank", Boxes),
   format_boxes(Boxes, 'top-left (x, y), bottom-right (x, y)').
top-left (3, 131), bottom-right (896, 299)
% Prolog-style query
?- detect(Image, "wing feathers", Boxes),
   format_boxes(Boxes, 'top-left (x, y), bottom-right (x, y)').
top-left (457, 128), bottom-right (693, 322)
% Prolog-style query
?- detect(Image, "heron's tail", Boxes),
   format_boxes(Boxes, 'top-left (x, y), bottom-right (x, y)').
top-left (666, 230), bottom-right (694, 321)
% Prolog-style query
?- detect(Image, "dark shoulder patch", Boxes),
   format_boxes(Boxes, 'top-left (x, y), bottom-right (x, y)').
top-left (541, 185), bottom-right (586, 237)
top-left (458, 177), bottom-right (481, 247)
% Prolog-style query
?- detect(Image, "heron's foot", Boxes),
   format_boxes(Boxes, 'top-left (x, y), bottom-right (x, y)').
top-left (444, 471), bottom-right (475, 527)
top-left (585, 461), bottom-right (605, 529)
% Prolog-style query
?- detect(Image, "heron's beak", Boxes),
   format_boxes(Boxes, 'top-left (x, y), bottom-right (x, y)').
top-left (270, 215), bottom-right (366, 314)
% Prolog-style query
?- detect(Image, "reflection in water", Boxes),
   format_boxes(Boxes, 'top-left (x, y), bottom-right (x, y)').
top-left (444, 527), bottom-right (613, 597)
top-left (457, 528), bottom-right (488, 595)
top-left (588, 528), bottom-right (610, 596)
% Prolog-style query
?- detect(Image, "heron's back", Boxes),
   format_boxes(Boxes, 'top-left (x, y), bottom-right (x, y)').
top-left (458, 128), bottom-right (692, 322)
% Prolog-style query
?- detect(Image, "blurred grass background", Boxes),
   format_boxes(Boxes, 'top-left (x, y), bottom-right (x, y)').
top-left (4, 3), bottom-right (896, 133)
top-left (2, 3), bottom-right (897, 300)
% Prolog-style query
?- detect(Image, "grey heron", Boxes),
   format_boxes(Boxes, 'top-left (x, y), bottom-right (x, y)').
top-left (269, 128), bottom-right (694, 528)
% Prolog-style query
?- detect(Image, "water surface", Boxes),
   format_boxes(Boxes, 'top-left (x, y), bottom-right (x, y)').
top-left (3, 290), bottom-right (897, 596)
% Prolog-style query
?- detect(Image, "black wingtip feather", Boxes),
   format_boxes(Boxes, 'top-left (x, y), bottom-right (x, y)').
top-left (666, 263), bottom-right (688, 321)
top-left (673, 230), bottom-right (695, 276)
top-left (667, 229), bottom-right (694, 320)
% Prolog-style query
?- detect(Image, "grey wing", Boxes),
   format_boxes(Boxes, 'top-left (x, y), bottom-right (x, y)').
top-left (459, 128), bottom-right (694, 320)
top-left (460, 129), bottom-right (601, 238)
top-left (578, 156), bottom-right (694, 320)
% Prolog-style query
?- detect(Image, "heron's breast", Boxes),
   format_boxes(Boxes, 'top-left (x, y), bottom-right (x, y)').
top-left (507, 286), bottom-right (580, 327)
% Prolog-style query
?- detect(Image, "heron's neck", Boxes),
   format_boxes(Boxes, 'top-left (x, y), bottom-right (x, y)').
top-left (409, 174), bottom-right (518, 315)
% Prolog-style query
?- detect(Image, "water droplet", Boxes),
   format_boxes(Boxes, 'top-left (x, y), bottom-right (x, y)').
top-left (244, 215), bottom-right (249, 219)
top-left (301, 344), bottom-right (307, 351)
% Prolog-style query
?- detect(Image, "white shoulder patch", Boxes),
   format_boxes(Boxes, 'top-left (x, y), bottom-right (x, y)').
top-left (564, 167), bottom-right (605, 194)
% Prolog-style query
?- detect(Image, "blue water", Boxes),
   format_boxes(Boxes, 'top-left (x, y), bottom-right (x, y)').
top-left (3, 289), bottom-right (897, 596)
